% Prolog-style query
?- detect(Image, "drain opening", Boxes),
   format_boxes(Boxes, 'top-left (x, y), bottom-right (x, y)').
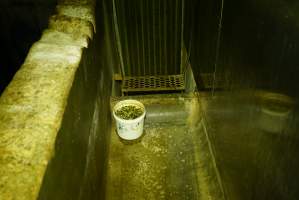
top-left (121, 75), bottom-right (185, 94)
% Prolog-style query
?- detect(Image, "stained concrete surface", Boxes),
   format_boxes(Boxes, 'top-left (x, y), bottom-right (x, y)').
top-left (0, 0), bottom-right (100, 199)
top-left (201, 92), bottom-right (299, 200)
top-left (106, 94), bottom-right (225, 200)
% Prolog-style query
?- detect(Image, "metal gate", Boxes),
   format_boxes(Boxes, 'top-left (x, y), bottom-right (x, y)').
top-left (112, 0), bottom-right (186, 94)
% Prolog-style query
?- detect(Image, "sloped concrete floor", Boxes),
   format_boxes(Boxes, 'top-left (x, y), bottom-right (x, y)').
top-left (105, 94), bottom-right (224, 200)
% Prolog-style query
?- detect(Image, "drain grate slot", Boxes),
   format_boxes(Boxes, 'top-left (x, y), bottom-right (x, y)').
top-left (122, 75), bottom-right (185, 93)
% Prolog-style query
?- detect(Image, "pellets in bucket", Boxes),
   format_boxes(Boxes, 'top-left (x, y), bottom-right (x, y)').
top-left (113, 100), bottom-right (146, 140)
top-left (115, 105), bottom-right (143, 120)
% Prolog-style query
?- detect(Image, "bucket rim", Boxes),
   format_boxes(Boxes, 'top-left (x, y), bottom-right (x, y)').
top-left (260, 92), bottom-right (294, 116)
top-left (113, 99), bottom-right (146, 122)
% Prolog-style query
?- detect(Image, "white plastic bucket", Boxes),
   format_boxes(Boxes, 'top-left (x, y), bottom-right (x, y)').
top-left (113, 100), bottom-right (146, 140)
top-left (258, 92), bottom-right (294, 134)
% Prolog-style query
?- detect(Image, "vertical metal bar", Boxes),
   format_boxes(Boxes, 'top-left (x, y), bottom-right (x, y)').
top-left (121, 0), bottom-right (131, 76)
top-left (187, 0), bottom-right (194, 70)
top-left (158, 0), bottom-right (162, 75)
top-left (163, 0), bottom-right (168, 75)
top-left (135, 2), bottom-right (141, 76)
top-left (129, 1), bottom-right (137, 76)
top-left (212, 0), bottom-right (225, 97)
top-left (153, 0), bottom-right (157, 75)
top-left (169, 0), bottom-right (174, 75)
top-left (112, 0), bottom-right (125, 78)
top-left (174, 0), bottom-right (179, 74)
top-left (141, 0), bottom-right (146, 76)
top-left (146, 0), bottom-right (151, 75)
top-left (180, 0), bottom-right (185, 74)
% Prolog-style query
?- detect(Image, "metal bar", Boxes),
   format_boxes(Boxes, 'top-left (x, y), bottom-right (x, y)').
top-left (121, 0), bottom-right (131, 75)
top-left (128, 1), bottom-right (136, 76)
top-left (141, 0), bottom-right (146, 76)
top-left (180, 0), bottom-right (185, 74)
top-left (146, 0), bottom-right (151, 76)
top-left (153, 0), bottom-right (157, 76)
top-left (174, 0), bottom-right (179, 74)
top-left (212, 0), bottom-right (225, 96)
top-left (158, 0), bottom-right (162, 75)
top-left (112, 0), bottom-right (125, 79)
top-left (163, 0), bottom-right (167, 75)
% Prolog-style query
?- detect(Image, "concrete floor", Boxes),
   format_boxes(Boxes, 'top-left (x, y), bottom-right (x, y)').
top-left (201, 93), bottom-right (299, 200)
top-left (105, 94), bottom-right (225, 200)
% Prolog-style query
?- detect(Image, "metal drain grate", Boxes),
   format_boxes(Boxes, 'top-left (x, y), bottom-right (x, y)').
top-left (122, 75), bottom-right (185, 93)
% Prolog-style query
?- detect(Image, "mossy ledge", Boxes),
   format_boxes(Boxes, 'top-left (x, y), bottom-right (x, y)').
top-left (0, 0), bottom-right (96, 199)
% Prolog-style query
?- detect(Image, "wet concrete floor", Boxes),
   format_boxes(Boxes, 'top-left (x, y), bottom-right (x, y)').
top-left (105, 94), bottom-right (224, 200)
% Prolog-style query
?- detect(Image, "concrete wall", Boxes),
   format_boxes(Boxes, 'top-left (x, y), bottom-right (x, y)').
top-left (38, 1), bottom-right (121, 199)
top-left (187, 0), bottom-right (299, 94)
top-left (0, 0), bottom-right (119, 199)
top-left (187, 0), bottom-right (299, 199)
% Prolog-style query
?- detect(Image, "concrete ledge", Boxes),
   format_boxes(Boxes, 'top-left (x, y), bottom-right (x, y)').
top-left (56, 4), bottom-right (96, 32)
top-left (25, 42), bottom-right (83, 63)
top-left (58, 0), bottom-right (96, 6)
top-left (49, 14), bottom-right (94, 40)
top-left (40, 29), bottom-right (89, 48)
top-left (0, 42), bottom-right (82, 200)
top-left (0, 0), bottom-right (96, 199)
